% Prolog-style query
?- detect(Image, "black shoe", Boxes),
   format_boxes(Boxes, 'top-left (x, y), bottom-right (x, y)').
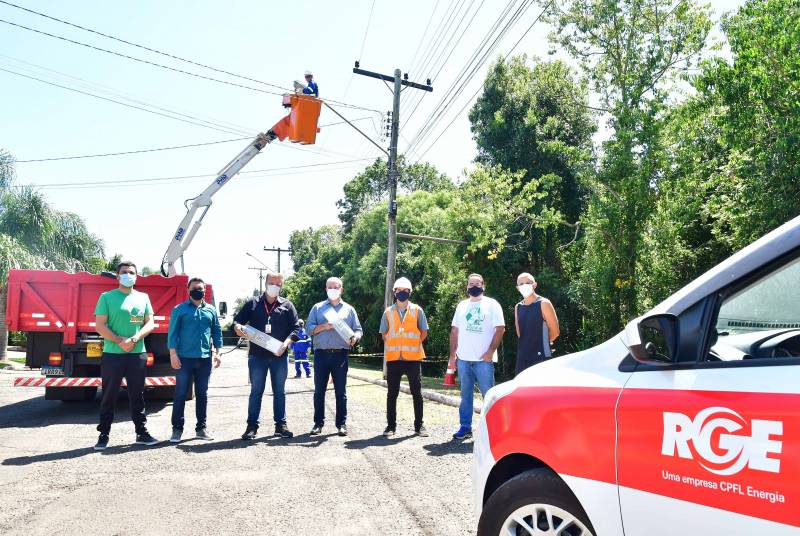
top-left (415, 425), bottom-right (430, 437)
top-left (275, 423), bottom-right (293, 438)
top-left (293, 374), bottom-right (301, 379)
top-left (94, 433), bottom-right (109, 451)
top-left (383, 426), bottom-right (395, 438)
top-left (135, 432), bottom-right (160, 446)
top-left (337, 425), bottom-right (347, 437)
top-left (241, 426), bottom-right (258, 440)
top-left (306, 374), bottom-right (311, 378)
top-left (309, 425), bottom-right (323, 436)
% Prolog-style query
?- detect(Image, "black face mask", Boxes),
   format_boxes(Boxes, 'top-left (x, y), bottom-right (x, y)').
top-left (467, 286), bottom-right (484, 297)
top-left (394, 290), bottom-right (410, 302)
top-left (189, 289), bottom-right (205, 301)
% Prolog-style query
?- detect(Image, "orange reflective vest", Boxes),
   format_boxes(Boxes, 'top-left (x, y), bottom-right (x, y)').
top-left (384, 303), bottom-right (425, 362)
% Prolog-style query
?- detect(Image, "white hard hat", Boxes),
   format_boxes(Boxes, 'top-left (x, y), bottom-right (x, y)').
top-left (393, 277), bottom-right (412, 290)
top-left (304, 70), bottom-right (313, 76)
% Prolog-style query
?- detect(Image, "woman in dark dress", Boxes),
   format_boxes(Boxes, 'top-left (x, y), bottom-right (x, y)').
top-left (514, 272), bottom-right (560, 376)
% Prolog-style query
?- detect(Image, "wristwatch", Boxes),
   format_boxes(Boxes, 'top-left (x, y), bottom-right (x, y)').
top-left (131, 335), bottom-right (139, 343)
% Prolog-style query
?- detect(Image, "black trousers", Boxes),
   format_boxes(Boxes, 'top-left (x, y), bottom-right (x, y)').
top-left (386, 360), bottom-right (423, 430)
top-left (97, 352), bottom-right (148, 435)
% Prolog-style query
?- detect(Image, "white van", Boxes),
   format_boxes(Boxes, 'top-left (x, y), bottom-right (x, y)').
top-left (473, 216), bottom-right (800, 535)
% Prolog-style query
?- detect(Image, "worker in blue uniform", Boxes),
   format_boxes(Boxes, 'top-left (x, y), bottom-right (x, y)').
top-left (292, 319), bottom-right (312, 378)
top-left (303, 70), bottom-right (319, 97)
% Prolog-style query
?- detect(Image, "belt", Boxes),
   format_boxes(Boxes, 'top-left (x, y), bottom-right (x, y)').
top-left (317, 348), bottom-right (349, 353)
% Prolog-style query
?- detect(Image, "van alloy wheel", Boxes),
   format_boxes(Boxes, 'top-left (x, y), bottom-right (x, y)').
top-left (500, 503), bottom-right (593, 536)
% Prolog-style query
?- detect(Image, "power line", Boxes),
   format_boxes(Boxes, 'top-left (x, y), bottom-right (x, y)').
top-left (17, 158), bottom-right (375, 189)
top-left (0, 0), bottom-right (379, 113)
top-left (407, 0), bottom-right (535, 155)
top-left (357, 0), bottom-right (377, 62)
top-left (0, 66), bottom-right (249, 136)
top-left (414, 2), bottom-right (552, 161)
top-left (15, 137), bottom-right (250, 163)
top-left (14, 117), bottom-right (372, 163)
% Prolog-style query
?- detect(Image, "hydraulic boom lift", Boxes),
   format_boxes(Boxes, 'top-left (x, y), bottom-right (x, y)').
top-left (161, 93), bottom-right (322, 276)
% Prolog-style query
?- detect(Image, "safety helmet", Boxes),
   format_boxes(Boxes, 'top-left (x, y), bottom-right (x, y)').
top-left (393, 277), bottom-right (412, 291)
top-left (304, 70), bottom-right (313, 76)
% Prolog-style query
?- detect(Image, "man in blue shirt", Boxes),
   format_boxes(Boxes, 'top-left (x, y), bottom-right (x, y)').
top-left (168, 277), bottom-right (222, 443)
top-left (306, 276), bottom-right (363, 436)
top-left (303, 70), bottom-right (319, 97)
top-left (233, 272), bottom-right (301, 440)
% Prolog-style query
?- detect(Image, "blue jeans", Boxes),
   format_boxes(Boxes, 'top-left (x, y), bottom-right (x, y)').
top-left (313, 350), bottom-right (349, 427)
top-left (171, 357), bottom-right (212, 431)
top-left (248, 355), bottom-right (288, 427)
top-left (458, 359), bottom-right (494, 427)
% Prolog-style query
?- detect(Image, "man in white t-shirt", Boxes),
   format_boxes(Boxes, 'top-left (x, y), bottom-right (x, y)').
top-left (448, 273), bottom-right (505, 440)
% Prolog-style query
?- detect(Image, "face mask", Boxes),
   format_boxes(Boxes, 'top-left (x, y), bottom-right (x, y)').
top-left (119, 273), bottom-right (136, 288)
top-left (327, 288), bottom-right (341, 301)
top-left (266, 284), bottom-right (281, 298)
top-left (468, 286), bottom-right (484, 297)
top-left (189, 288), bottom-right (205, 301)
top-left (518, 284), bottom-right (534, 298)
top-left (394, 290), bottom-right (410, 302)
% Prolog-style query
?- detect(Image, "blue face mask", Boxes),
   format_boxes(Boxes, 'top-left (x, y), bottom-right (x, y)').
top-left (394, 290), bottom-right (410, 302)
top-left (119, 273), bottom-right (137, 288)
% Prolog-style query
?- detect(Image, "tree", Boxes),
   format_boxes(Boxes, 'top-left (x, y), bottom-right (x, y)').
top-left (639, 0), bottom-right (800, 309)
top-left (542, 0), bottom-right (713, 337)
top-left (336, 158), bottom-right (453, 231)
top-left (0, 155), bottom-right (105, 359)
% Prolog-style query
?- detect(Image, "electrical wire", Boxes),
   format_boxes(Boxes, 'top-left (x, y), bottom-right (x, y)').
top-left (14, 118), bottom-right (371, 163)
top-left (413, 2), bottom-right (552, 161)
top-left (406, 0), bottom-right (535, 155)
top-left (0, 0), bottom-right (379, 113)
top-left (16, 158), bottom-right (375, 190)
top-left (0, 66), bottom-right (250, 136)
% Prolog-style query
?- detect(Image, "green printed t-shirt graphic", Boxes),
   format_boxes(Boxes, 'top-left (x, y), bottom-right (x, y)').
top-left (465, 302), bottom-right (486, 333)
top-left (94, 289), bottom-right (153, 354)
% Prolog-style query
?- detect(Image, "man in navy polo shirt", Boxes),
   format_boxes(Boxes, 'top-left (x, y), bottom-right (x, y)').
top-left (168, 277), bottom-right (222, 443)
top-left (234, 271), bottom-right (301, 440)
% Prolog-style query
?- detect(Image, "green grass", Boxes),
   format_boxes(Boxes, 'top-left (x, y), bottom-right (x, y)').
top-left (0, 362), bottom-right (9, 369)
top-left (10, 357), bottom-right (25, 364)
top-left (347, 360), bottom-right (471, 398)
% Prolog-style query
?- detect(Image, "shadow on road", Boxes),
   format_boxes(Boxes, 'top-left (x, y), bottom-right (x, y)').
top-left (423, 439), bottom-right (473, 457)
top-left (344, 433), bottom-right (416, 450)
top-left (175, 431), bottom-right (337, 453)
top-left (2, 441), bottom-right (172, 466)
top-left (0, 397), bottom-right (169, 429)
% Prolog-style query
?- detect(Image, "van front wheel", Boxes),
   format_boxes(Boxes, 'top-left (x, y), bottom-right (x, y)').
top-left (477, 468), bottom-right (595, 536)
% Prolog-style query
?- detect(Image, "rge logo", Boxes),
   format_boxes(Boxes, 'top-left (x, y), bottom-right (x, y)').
top-left (661, 407), bottom-right (783, 476)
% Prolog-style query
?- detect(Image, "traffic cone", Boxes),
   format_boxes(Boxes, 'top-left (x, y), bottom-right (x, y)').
top-left (443, 367), bottom-right (457, 387)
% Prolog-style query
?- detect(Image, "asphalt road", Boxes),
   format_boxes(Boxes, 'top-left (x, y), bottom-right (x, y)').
top-left (0, 349), bottom-right (478, 535)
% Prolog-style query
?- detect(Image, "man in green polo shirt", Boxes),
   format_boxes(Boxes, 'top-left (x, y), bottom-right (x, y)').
top-left (92, 261), bottom-right (159, 450)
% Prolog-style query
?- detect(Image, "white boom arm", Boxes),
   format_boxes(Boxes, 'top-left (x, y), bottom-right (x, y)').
top-left (161, 131), bottom-right (276, 276)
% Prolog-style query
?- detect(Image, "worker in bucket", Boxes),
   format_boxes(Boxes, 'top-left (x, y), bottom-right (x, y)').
top-left (303, 70), bottom-right (319, 97)
top-left (292, 319), bottom-right (312, 378)
top-left (379, 277), bottom-right (429, 439)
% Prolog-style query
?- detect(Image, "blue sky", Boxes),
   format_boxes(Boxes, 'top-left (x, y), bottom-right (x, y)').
top-left (0, 0), bottom-right (744, 308)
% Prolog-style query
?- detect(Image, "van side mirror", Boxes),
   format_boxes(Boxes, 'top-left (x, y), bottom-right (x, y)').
top-left (219, 301), bottom-right (228, 318)
top-left (625, 313), bottom-right (679, 365)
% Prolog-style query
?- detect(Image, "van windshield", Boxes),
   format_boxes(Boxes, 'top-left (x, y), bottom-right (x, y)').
top-left (716, 256), bottom-right (800, 336)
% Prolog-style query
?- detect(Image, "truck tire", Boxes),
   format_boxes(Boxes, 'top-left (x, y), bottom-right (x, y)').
top-left (45, 386), bottom-right (97, 402)
top-left (477, 468), bottom-right (595, 536)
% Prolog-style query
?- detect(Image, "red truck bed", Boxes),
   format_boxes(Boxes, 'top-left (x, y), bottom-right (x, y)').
top-left (6, 270), bottom-right (213, 344)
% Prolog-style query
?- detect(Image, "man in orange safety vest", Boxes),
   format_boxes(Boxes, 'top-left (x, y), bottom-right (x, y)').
top-left (379, 277), bottom-right (429, 438)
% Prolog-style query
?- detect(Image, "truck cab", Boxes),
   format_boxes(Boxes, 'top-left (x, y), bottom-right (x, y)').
top-left (473, 215), bottom-right (800, 535)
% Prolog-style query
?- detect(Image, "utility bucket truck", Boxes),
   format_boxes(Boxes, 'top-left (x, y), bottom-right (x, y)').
top-left (7, 93), bottom-right (322, 400)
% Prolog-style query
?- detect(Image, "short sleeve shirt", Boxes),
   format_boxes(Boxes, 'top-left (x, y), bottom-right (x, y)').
top-left (94, 289), bottom-right (153, 354)
top-left (451, 297), bottom-right (505, 362)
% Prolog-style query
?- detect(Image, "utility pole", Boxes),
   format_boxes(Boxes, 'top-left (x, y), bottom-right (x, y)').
top-left (263, 246), bottom-right (292, 273)
top-left (247, 267), bottom-right (266, 294)
top-left (352, 62), bottom-right (432, 309)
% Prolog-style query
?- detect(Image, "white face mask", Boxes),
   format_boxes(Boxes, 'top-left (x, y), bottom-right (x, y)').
top-left (518, 283), bottom-right (534, 298)
top-left (266, 284), bottom-right (281, 298)
top-left (327, 288), bottom-right (341, 301)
